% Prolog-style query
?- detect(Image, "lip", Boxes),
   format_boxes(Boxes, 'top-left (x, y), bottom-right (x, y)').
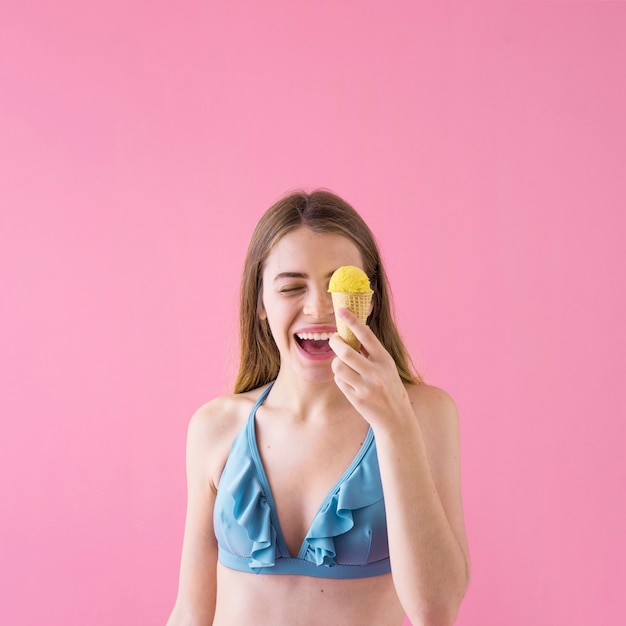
top-left (293, 325), bottom-right (337, 335)
top-left (293, 325), bottom-right (336, 361)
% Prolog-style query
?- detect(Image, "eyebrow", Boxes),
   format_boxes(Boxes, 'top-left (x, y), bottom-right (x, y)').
top-left (273, 271), bottom-right (336, 283)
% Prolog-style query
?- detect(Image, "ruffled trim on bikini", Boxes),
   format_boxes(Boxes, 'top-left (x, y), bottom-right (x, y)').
top-left (302, 446), bottom-right (383, 566)
top-left (226, 453), bottom-right (277, 569)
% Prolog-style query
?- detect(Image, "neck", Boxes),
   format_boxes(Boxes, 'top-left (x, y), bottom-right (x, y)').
top-left (268, 372), bottom-right (355, 425)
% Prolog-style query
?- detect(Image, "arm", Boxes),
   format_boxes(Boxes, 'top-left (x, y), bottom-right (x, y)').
top-left (375, 385), bottom-right (469, 626)
top-left (329, 309), bottom-right (470, 626)
top-left (167, 408), bottom-right (220, 626)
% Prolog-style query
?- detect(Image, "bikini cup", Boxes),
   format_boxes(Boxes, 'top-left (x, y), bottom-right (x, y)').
top-left (213, 384), bottom-right (391, 579)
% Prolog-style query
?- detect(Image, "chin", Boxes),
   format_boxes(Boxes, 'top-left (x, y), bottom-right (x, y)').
top-left (286, 351), bottom-right (336, 385)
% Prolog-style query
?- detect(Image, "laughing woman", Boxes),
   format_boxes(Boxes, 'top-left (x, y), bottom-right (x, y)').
top-left (167, 190), bottom-right (470, 626)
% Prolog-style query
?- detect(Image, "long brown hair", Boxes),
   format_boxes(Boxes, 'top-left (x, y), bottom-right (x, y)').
top-left (234, 190), bottom-right (421, 393)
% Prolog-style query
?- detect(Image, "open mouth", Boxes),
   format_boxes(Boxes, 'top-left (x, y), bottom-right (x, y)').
top-left (295, 331), bottom-right (334, 356)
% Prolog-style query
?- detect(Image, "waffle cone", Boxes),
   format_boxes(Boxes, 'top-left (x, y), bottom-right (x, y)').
top-left (331, 292), bottom-right (372, 350)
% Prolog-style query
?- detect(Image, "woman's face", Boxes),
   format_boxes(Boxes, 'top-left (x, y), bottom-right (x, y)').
top-left (260, 226), bottom-right (364, 384)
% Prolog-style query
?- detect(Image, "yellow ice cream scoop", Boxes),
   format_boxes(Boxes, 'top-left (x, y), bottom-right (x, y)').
top-left (328, 265), bottom-right (373, 294)
top-left (328, 266), bottom-right (373, 350)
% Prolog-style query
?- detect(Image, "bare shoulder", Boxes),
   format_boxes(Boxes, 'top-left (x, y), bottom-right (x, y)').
top-left (186, 386), bottom-right (271, 489)
top-left (404, 383), bottom-right (460, 454)
top-left (406, 384), bottom-right (463, 493)
top-left (406, 383), bottom-right (459, 425)
top-left (188, 392), bottom-right (250, 440)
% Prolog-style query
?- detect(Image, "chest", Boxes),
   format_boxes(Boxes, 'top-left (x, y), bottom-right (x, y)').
top-left (255, 418), bottom-right (370, 557)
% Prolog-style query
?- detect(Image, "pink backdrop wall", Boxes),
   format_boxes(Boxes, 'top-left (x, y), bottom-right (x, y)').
top-left (1, 2), bottom-right (624, 624)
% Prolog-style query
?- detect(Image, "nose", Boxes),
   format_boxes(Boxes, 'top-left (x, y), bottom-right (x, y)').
top-left (303, 286), bottom-right (334, 318)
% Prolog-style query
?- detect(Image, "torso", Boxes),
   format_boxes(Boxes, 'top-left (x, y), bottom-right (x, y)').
top-left (213, 565), bottom-right (405, 626)
top-left (206, 383), bottom-right (406, 625)
top-left (253, 388), bottom-right (372, 559)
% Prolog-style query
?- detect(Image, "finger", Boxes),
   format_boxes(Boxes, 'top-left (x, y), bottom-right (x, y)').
top-left (329, 333), bottom-right (366, 368)
top-left (331, 360), bottom-right (366, 406)
top-left (333, 374), bottom-right (358, 403)
top-left (331, 354), bottom-right (362, 389)
top-left (335, 308), bottom-right (382, 356)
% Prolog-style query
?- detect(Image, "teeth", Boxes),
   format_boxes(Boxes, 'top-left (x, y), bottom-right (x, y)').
top-left (296, 332), bottom-right (333, 340)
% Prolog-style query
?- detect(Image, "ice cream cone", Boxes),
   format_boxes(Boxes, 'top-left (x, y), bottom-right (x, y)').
top-left (331, 291), bottom-right (372, 350)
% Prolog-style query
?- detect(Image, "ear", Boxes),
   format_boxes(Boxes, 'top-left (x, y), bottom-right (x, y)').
top-left (258, 303), bottom-right (267, 321)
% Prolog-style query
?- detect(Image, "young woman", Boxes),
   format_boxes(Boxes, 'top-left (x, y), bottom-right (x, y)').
top-left (167, 190), bottom-right (469, 626)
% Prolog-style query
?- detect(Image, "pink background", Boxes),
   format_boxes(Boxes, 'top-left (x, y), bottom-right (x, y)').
top-left (1, 2), bottom-right (625, 625)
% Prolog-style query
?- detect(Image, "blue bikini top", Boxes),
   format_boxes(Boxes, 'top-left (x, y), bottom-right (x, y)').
top-left (213, 383), bottom-right (391, 579)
